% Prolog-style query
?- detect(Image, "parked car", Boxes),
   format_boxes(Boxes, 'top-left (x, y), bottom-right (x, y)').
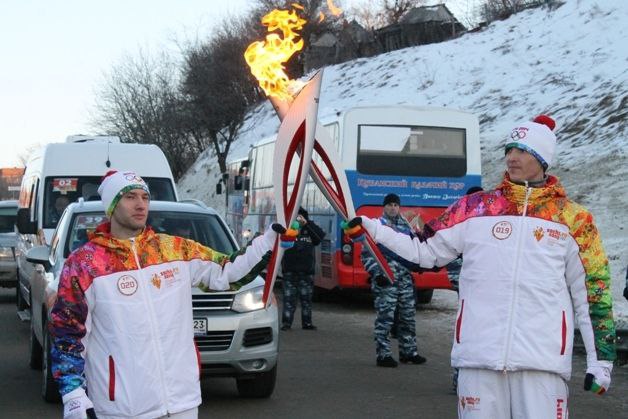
top-left (0, 200), bottom-right (18, 291)
top-left (25, 199), bottom-right (278, 402)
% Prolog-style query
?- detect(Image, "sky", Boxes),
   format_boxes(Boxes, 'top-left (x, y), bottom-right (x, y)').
top-left (0, 0), bottom-right (478, 168)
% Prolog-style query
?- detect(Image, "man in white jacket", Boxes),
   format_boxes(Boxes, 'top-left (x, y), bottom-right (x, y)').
top-left (344, 115), bottom-right (616, 418)
top-left (51, 171), bottom-right (285, 419)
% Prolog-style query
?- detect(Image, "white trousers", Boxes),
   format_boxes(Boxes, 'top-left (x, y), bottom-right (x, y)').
top-left (156, 407), bottom-right (198, 419)
top-left (457, 368), bottom-right (568, 419)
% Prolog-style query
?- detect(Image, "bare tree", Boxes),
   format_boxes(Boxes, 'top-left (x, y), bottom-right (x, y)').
top-left (92, 50), bottom-right (198, 179)
top-left (180, 16), bottom-right (264, 178)
top-left (348, 0), bottom-right (389, 29)
top-left (380, 0), bottom-right (425, 25)
top-left (17, 143), bottom-right (42, 167)
top-left (478, 0), bottom-right (540, 23)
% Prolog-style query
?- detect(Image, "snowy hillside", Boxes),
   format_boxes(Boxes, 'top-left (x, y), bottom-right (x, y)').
top-left (178, 0), bottom-right (628, 320)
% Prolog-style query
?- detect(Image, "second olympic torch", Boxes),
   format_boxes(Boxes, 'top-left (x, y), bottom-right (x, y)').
top-left (244, 6), bottom-right (394, 307)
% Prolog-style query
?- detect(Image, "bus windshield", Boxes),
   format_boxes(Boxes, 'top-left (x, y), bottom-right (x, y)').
top-left (43, 176), bottom-right (176, 229)
top-left (357, 124), bottom-right (467, 177)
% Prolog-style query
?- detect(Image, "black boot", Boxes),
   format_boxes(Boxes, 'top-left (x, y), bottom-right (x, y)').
top-left (376, 356), bottom-right (398, 368)
top-left (399, 354), bottom-right (427, 364)
top-left (302, 324), bottom-right (317, 330)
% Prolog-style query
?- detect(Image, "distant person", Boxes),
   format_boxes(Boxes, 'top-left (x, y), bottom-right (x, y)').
top-left (345, 115), bottom-right (616, 417)
top-left (50, 170), bottom-right (284, 419)
top-left (50, 195), bottom-right (70, 224)
top-left (360, 193), bottom-right (426, 368)
top-left (81, 183), bottom-right (99, 201)
top-left (280, 207), bottom-right (325, 331)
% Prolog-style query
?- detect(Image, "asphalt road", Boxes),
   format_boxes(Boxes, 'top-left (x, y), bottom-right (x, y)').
top-left (1, 287), bottom-right (626, 418)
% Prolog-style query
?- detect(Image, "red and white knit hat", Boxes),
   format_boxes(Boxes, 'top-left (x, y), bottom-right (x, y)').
top-left (98, 170), bottom-right (150, 216)
top-left (505, 115), bottom-right (557, 170)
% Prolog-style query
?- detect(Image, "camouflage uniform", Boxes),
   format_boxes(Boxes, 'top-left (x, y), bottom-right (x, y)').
top-left (361, 213), bottom-right (419, 360)
top-left (282, 272), bottom-right (314, 327)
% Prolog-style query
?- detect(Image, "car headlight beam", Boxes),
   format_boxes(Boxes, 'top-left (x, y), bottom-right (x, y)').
top-left (231, 285), bottom-right (265, 313)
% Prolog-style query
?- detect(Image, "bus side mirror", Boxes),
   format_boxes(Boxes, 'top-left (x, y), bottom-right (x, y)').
top-left (216, 182), bottom-right (222, 195)
top-left (17, 208), bottom-right (37, 234)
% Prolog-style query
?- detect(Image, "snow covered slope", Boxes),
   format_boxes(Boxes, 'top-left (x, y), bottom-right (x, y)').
top-left (178, 0), bottom-right (627, 321)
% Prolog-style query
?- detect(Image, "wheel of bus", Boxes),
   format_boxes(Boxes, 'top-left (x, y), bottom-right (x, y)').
top-left (42, 321), bottom-right (61, 403)
top-left (415, 289), bottom-right (434, 305)
top-left (29, 318), bottom-right (43, 370)
top-left (236, 364), bottom-right (277, 398)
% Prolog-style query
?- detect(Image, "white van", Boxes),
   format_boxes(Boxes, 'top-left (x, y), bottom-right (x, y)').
top-left (16, 136), bottom-right (178, 310)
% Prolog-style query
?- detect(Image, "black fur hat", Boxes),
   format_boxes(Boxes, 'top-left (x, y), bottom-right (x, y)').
top-left (298, 206), bottom-right (309, 220)
top-left (383, 193), bottom-right (400, 206)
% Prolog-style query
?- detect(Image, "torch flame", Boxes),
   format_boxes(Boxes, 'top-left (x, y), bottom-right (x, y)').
top-left (327, 0), bottom-right (342, 16)
top-left (244, 8), bottom-right (307, 101)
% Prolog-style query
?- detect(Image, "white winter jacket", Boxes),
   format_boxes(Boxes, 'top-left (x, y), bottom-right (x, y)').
top-left (51, 223), bottom-right (275, 419)
top-left (361, 175), bottom-right (616, 380)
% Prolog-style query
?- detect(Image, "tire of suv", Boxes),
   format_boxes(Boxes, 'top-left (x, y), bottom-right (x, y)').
top-left (29, 319), bottom-right (43, 370)
top-left (42, 322), bottom-right (61, 402)
top-left (236, 364), bottom-right (277, 398)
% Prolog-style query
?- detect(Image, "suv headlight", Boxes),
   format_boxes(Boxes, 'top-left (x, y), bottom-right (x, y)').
top-left (231, 285), bottom-right (266, 313)
top-left (0, 246), bottom-right (15, 261)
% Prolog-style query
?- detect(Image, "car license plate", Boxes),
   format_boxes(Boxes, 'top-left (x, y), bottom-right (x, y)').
top-left (193, 318), bottom-right (207, 335)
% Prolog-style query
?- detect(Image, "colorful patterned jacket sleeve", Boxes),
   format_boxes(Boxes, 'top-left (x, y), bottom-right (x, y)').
top-left (49, 255), bottom-right (91, 396)
top-left (563, 206), bottom-right (616, 363)
top-left (182, 227), bottom-right (275, 291)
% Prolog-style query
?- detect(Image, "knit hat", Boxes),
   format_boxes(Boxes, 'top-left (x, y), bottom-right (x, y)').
top-left (505, 115), bottom-right (557, 170)
top-left (298, 206), bottom-right (309, 221)
top-left (383, 193), bottom-right (400, 206)
top-left (98, 170), bottom-right (150, 216)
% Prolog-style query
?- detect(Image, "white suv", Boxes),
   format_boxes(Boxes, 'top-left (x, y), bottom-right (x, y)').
top-left (25, 199), bottom-right (279, 402)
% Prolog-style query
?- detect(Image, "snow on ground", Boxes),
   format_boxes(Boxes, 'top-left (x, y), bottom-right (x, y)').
top-left (178, 0), bottom-right (628, 322)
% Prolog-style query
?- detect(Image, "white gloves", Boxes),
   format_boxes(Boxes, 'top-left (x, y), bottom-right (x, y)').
top-left (63, 388), bottom-right (95, 419)
top-left (584, 361), bottom-right (612, 394)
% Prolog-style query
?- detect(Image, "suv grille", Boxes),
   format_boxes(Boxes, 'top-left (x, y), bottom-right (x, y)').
top-left (242, 327), bottom-right (273, 347)
top-left (192, 293), bottom-right (234, 311)
top-left (195, 331), bottom-right (235, 351)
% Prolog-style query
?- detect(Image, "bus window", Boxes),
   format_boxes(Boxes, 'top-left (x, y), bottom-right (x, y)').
top-left (357, 125), bottom-right (467, 177)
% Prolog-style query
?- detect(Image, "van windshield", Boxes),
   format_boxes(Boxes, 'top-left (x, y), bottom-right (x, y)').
top-left (44, 176), bottom-right (176, 229)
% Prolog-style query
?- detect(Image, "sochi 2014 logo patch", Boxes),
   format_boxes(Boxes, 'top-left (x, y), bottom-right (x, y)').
top-left (460, 396), bottom-right (481, 411)
top-left (533, 226), bottom-right (544, 241)
top-left (492, 221), bottom-right (513, 240)
top-left (117, 275), bottom-right (138, 296)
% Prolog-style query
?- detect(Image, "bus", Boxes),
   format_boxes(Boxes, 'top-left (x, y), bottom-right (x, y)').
top-left (225, 106), bottom-right (481, 302)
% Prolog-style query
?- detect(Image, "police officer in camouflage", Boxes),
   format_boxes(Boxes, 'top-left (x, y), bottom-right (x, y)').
top-left (280, 207), bottom-right (326, 330)
top-left (361, 193), bottom-right (426, 367)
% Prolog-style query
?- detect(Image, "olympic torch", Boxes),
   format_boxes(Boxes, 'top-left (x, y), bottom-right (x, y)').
top-left (244, 5), bottom-right (394, 307)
